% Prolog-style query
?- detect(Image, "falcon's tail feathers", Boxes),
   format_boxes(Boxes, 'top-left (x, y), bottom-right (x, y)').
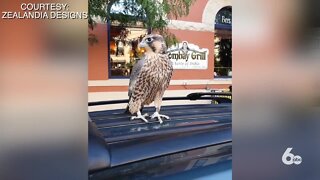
top-left (128, 98), bottom-right (144, 115)
top-left (124, 104), bottom-right (131, 114)
top-left (124, 96), bottom-right (131, 114)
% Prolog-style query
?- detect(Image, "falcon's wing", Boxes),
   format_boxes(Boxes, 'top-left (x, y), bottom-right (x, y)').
top-left (163, 56), bottom-right (173, 90)
top-left (128, 57), bottom-right (145, 97)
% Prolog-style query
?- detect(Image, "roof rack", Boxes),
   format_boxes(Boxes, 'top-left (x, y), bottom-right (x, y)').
top-left (88, 92), bottom-right (232, 106)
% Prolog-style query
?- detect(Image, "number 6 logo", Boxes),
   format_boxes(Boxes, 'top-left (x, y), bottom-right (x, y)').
top-left (282, 148), bottom-right (302, 165)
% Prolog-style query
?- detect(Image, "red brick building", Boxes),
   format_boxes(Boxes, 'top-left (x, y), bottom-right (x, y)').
top-left (88, 0), bottom-right (232, 107)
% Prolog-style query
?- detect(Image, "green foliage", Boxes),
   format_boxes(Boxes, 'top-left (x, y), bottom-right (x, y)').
top-left (88, 0), bottom-right (108, 29)
top-left (89, 0), bottom-right (195, 46)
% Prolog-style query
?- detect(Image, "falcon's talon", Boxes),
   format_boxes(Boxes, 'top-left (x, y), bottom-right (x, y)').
top-left (131, 115), bottom-right (149, 123)
top-left (151, 112), bottom-right (169, 124)
top-left (143, 113), bottom-right (149, 117)
top-left (130, 111), bottom-right (149, 123)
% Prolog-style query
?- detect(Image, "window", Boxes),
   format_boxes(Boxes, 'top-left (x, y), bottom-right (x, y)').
top-left (214, 6), bottom-right (232, 78)
top-left (109, 26), bottom-right (147, 78)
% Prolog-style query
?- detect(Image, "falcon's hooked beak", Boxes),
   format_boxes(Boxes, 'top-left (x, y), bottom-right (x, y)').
top-left (138, 40), bottom-right (148, 48)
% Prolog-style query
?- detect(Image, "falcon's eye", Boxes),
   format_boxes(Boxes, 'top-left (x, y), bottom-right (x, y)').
top-left (146, 37), bottom-right (153, 42)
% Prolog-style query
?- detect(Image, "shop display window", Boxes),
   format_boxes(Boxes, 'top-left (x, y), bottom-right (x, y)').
top-left (214, 6), bottom-right (232, 78)
top-left (109, 26), bottom-right (147, 78)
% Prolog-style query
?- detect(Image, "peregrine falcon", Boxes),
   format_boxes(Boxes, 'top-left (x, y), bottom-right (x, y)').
top-left (124, 56), bottom-right (145, 114)
top-left (127, 34), bottom-right (173, 124)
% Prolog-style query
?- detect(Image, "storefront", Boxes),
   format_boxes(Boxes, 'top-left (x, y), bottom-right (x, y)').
top-left (88, 0), bottom-right (232, 103)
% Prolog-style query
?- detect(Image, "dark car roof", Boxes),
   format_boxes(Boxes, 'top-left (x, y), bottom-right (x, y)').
top-left (89, 103), bottom-right (231, 171)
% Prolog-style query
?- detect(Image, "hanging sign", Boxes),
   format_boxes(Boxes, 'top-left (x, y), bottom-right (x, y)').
top-left (215, 7), bottom-right (232, 29)
top-left (167, 41), bottom-right (209, 69)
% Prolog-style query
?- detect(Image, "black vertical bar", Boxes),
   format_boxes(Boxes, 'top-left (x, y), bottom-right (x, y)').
top-left (107, 19), bottom-right (111, 78)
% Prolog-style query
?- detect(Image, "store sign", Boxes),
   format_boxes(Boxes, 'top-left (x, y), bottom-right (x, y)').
top-left (167, 41), bottom-right (209, 69)
top-left (221, 15), bottom-right (231, 24)
top-left (215, 7), bottom-right (232, 29)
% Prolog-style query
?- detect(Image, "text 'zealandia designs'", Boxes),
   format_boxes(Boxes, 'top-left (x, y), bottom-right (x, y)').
top-left (167, 41), bottom-right (209, 70)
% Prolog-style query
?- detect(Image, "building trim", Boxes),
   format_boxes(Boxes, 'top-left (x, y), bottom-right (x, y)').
top-left (168, 20), bottom-right (214, 32)
top-left (202, 0), bottom-right (231, 27)
top-left (88, 84), bottom-right (231, 92)
top-left (88, 79), bottom-right (232, 86)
